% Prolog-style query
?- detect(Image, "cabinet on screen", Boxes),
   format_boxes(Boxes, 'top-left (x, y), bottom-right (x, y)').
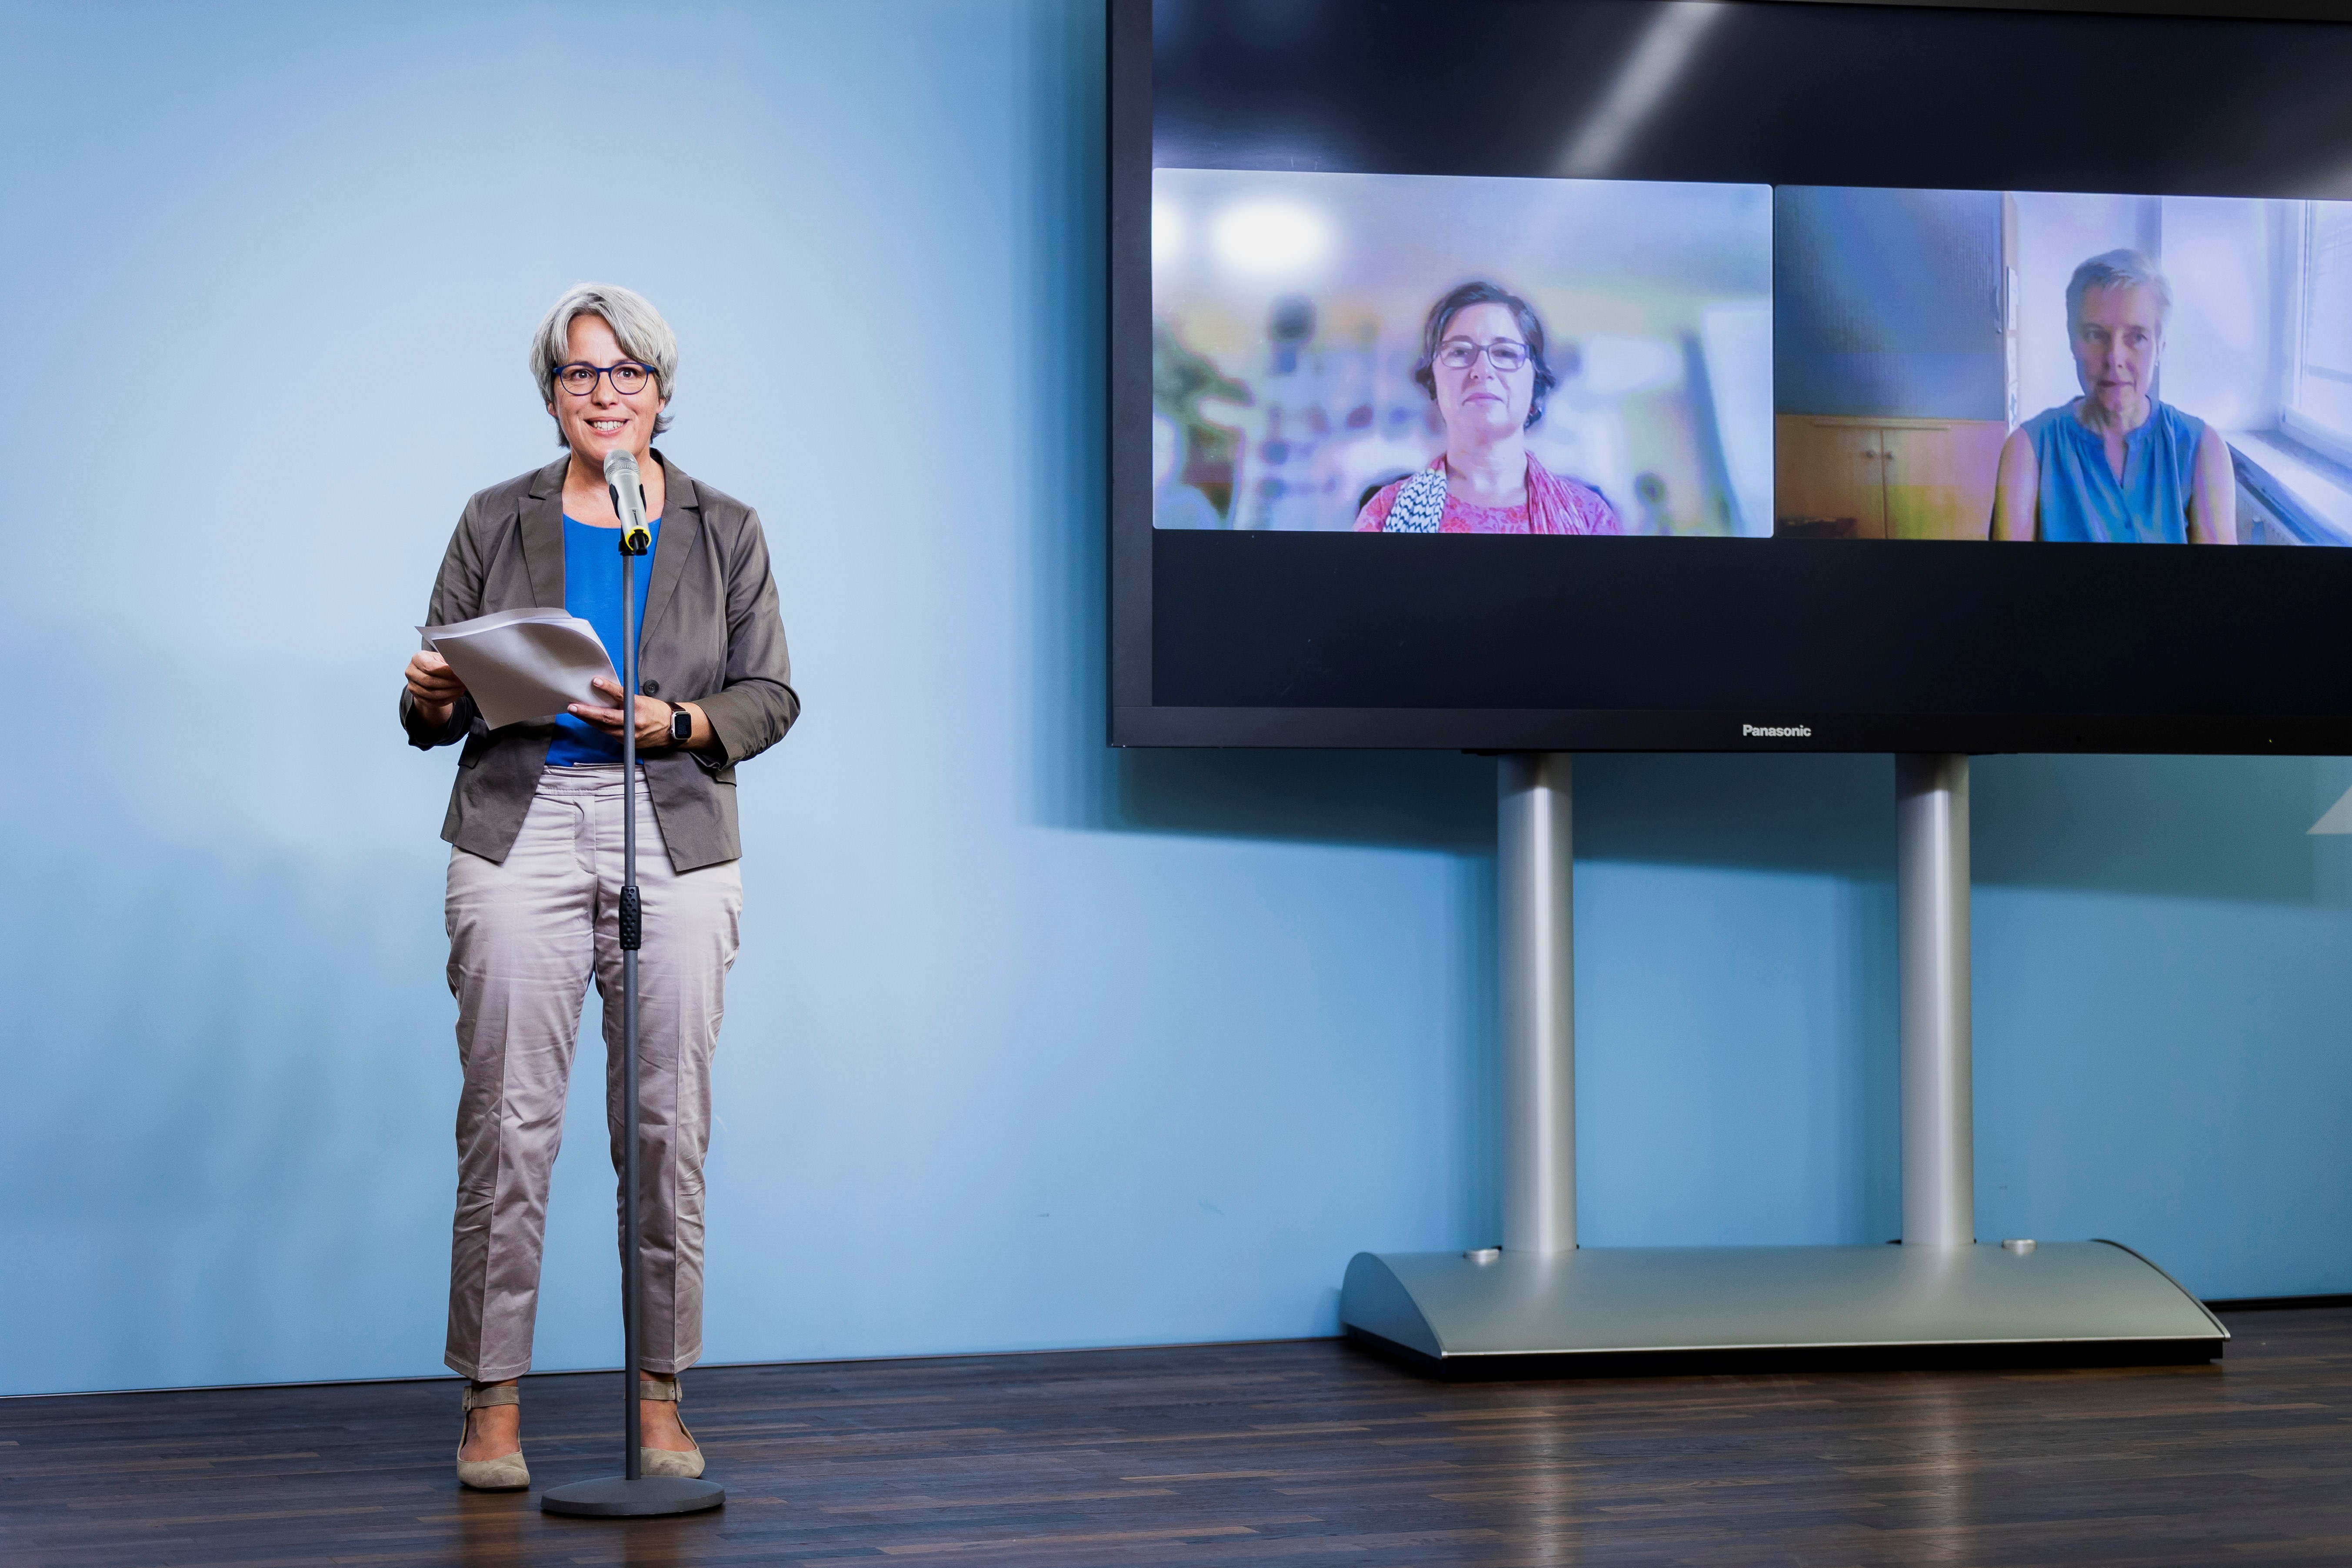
top-left (1772, 415), bottom-right (2007, 540)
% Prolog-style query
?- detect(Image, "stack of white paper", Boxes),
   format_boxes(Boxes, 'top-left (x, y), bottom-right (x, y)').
top-left (420, 607), bottom-right (617, 729)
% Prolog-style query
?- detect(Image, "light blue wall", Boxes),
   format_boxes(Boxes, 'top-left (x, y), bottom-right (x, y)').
top-left (7, 1), bottom-right (2352, 1397)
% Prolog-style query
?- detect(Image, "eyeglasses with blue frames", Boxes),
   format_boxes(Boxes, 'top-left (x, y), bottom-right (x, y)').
top-left (556, 360), bottom-right (656, 396)
top-left (1436, 338), bottom-right (1531, 373)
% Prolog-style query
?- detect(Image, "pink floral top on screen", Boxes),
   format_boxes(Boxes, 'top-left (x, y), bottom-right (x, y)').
top-left (1353, 455), bottom-right (1622, 535)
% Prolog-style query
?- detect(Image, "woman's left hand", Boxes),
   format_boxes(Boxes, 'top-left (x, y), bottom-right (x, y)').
top-left (572, 677), bottom-right (676, 749)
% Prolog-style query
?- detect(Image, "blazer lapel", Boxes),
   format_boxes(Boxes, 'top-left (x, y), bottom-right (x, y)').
top-left (521, 456), bottom-right (570, 608)
top-left (641, 449), bottom-right (700, 653)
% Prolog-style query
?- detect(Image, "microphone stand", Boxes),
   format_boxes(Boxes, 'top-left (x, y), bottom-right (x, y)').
top-left (543, 482), bottom-right (725, 1520)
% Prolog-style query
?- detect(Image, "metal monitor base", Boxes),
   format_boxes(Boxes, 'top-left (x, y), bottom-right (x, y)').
top-left (1360, 757), bottom-right (2229, 1383)
top-left (1341, 1241), bottom-right (2227, 1376)
top-left (540, 1475), bottom-right (726, 1517)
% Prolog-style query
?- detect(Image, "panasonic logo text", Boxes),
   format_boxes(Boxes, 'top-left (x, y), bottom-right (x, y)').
top-left (1742, 724), bottom-right (1812, 738)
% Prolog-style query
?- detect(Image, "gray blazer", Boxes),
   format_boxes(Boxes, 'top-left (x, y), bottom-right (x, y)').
top-left (400, 451), bottom-right (799, 872)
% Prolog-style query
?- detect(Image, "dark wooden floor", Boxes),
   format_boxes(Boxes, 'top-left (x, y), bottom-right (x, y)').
top-left (7, 1308), bottom-right (2352, 1566)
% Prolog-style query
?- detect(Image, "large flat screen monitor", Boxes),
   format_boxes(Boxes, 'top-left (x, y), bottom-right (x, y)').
top-left (1110, 0), bottom-right (2352, 752)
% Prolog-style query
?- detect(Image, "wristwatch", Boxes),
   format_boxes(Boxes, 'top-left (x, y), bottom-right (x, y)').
top-left (668, 704), bottom-right (693, 746)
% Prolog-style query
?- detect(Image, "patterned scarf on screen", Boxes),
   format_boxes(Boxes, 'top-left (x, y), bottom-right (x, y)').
top-left (1382, 455), bottom-right (1616, 535)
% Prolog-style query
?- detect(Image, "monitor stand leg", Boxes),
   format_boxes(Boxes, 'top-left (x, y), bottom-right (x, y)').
top-left (1499, 754), bottom-right (1576, 1256)
top-left (1898, 754), bottom-right (1974, 1248)
top-left (1336, 750), bottom-right (2226, 1372)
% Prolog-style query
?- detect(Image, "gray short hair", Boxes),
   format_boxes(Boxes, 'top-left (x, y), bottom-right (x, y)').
top-left (530, 283), bottom-right (678, 443)
top-left (2066, 249), bottom-right (2172, 337)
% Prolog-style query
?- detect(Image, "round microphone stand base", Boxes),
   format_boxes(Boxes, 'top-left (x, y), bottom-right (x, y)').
top-left (541, 1475), bottom-right (725, 1517)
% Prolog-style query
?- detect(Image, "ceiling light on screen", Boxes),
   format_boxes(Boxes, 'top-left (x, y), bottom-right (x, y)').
top-left (1558, 0), bottom-right (1727, 178)
top-left (1212, 201), bottom-right (1330, 276)
top-left (1152, 199), bottom-right (1183, 268)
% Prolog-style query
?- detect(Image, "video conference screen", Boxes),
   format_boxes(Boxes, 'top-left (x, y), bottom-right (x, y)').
top-left (1156, 173), bottom-right (2352, 549)
top-left (1113, 0), bottom-right (2352, 752)
top-left (1152, 172), bottom-right (1774, 539)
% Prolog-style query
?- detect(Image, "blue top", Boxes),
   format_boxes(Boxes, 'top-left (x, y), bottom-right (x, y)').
top-left (2024, 396), bottom-right (2205, 544)
top-left (546, 515), bottom-right (661, 767)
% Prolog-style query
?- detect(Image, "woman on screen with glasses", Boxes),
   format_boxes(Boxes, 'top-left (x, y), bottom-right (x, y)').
top-left (398, 283), bottom-right (798, 1490)
top-left (1354, 280), bottom-right (1621, 535)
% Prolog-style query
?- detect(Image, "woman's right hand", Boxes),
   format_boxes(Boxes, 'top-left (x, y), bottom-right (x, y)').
top-left (406, 650), bottom-right (468, 726)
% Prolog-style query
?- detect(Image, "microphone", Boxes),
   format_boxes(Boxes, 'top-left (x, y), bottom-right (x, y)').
top-left (604, 449), bottom-right (652, 556)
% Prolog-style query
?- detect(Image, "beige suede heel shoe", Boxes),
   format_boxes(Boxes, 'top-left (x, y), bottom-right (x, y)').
top-left (456, 1382), bottom-right (530, 1491)
top-left (638, 1375), bottom-right (706, 1479)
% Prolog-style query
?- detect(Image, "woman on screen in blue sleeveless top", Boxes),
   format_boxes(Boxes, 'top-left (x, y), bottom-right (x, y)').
top-left (1989, 250), bottom-right (2236, 545)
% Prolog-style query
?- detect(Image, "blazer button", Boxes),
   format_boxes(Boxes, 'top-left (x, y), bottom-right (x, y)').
top-left (640, 679), bottom-right (660, 696)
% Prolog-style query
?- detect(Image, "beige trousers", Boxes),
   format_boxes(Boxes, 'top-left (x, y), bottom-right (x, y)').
top-left (443, 764), bottom-right (742, 1382)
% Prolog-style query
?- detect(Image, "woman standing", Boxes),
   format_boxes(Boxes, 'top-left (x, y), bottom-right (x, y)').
top-left (400, 283), bottom-right (798, 1490)
top-left (1355, 280), bottom-right (1620, 535)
